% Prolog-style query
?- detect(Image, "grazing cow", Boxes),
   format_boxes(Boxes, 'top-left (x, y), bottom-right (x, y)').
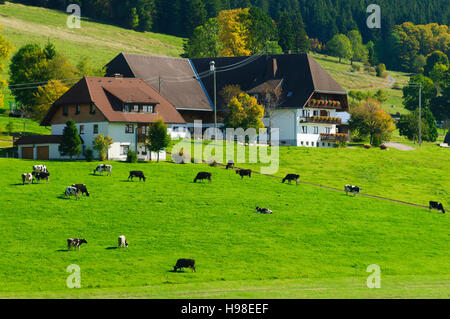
top-left (118, 235), bottom-right (128, 248)
top-left (65, 186), bottom-right (80, 199)
top-left (282, 174), bottom-right (300, 184)
top-left (236, 169), bottom-right (251, 179)
top-left (33, 165), bottom-right (47, 173)
top-left (429, 201), bottom-right (445, 214)
top-left (345, 184), bottom-right (361, 196)
top-left (255, 206), bottom-right (273, 214)
top-left (94, 164), bottom-right (112, 176)
top-left (32, 171), bottom-right (50, 184)
top-left (71, 184), bottom-right (90, 197)
top-left (194, 172), bottom-right (211, 183)
top-left (21, 173), bottom-right (33, 185)
top-left (128, 171), bottom-right (146, 182)
top-left (226, 161), bottom-right (234, 170)
top-left (67, 238), bottom-right (87, 251)
top-left (173, 259), bottom-right (196, 272)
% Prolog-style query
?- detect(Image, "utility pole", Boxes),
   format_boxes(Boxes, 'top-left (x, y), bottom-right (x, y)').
top-left (209, 61), bottom-right (217, 138)
top-left (418, 82), bottom-right (422, 146)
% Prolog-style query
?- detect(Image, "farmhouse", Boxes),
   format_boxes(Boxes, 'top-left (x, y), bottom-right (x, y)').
top-left (15, 77), bottom-right (186, 160)
top-left (106, 52), bottom-right (349, 147)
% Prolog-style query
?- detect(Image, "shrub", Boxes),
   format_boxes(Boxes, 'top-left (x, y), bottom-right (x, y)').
top-left (376, 63), bottom-right (386, 77)
top-left (126, 150), bottom-right (137, 163)
top-left (364, 144), bottom-right (371, 149)
top-left (380, 144), bottom-right (388, 150)
top-left (338, 141), bottom-right (348, 148)
top-left (85, 148), bottom-right (94, 162)
top-left (351, 64), bottom-right (361, 72)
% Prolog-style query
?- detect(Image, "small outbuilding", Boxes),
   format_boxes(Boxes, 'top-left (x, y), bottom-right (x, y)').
top-left (15, 135), bottom-right (63, 160)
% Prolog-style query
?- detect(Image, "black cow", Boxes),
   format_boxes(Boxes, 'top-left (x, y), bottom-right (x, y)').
top-left (236, 169), bottom-right (251, 179)
top-left (345, 184), bottom-right (361, 196)
top-left (33, 171), bottom-right (50, 184)
top-left (173, 258), bottom-right (196, 272)
top-left (226, 161), bottom-right (234, 170)
top-left (194, 172), bottom-right (211, 183)
top-left (128, 171), bottom-right (146, 182)
top-left (71, 184), bottom-right (90, 196)
top-left (429, 201), bottom-right (445, 214)
top-left (282, 174), bottom-right (300, 184)
top-left (67, 238), bottom-right (87, 251)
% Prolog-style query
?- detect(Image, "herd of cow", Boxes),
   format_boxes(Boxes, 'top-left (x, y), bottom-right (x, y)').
top-left (18, 161), bottom-right (446, 273)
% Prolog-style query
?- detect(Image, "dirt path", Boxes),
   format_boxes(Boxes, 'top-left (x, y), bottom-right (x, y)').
top-left (384, 142), bottom-right (415, 151)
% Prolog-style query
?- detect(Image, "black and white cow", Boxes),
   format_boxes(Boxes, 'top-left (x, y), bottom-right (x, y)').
top-left (33, 165), bottom-right (47, 173)
top-left (173, 258), bottom-right (196, 272)
top-left (429, 201), bottom-right (445, 214)
top-left (345, 184), bottom-right (361, 196)
top-left (94, 164), bottom-right (112, 176)
top-left (65, 186), bottom-right (80, 199)
top-left (32, 171), bottom-right (50, 184)
top-left (118, 235), bottom-right (128, 248)
top-left (21, 173), bottom-right (33, 185)
top-left (71, 184), bottom-right (90, 197)
top-left (194, 172), bottom-right (211, 183)
top-left (226, 161), bottom-right (234, 170)
top-left (255, 206), bottom-right (273, 214)
top-left (67, 238), bottom-right (87, 251)
top-left (282, 174), bottom-right (300, 184)
top-left (236, 169), bottom-right (251, 179)
top-left (128, 171), bottom-right (146, 182)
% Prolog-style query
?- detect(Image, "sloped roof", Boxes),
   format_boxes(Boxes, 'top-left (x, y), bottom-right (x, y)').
top-left (247, 79), bottom-right (283, 94)
top-left (191, 53), bottom-right (347, 110)
top-left (15, 135), bottom-right (63, 145)
top-left (41, 77), bottom-right (185, 126)
top-left (105, 53), bottom-right (212, 111)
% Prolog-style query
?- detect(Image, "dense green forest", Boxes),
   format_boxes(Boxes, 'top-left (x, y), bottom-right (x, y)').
top-left (11, 0), bottom-right (449, 41)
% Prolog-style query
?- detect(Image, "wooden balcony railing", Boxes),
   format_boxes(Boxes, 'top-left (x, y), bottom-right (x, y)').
top-left (137, 134), bottom-right (148, 143)
top-left (300, 116), bottom-right (341, 124)
top-left (308, 99), bottom-right (342, 109)
top-left (320, 133), bottom-right (348, 141)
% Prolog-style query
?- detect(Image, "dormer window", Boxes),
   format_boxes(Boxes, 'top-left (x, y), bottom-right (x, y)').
top-left (124, 105), bottom-right (130, 112)
top-left (134, 105), bottom-right (139, 112)
top-left (63, 105), bottom-right (68, 116)
top-left (90, 104), bottom-right (96, 114)
top-left (75, 105), bottom-right (80, 115)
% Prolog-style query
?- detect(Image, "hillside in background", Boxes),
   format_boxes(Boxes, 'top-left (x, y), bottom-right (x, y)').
top-left (0, 2), bottom-right (411, 140)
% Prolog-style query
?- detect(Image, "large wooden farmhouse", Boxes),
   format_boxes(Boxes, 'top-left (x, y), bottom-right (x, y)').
top-left (106, 52), bottom-right (349, 147)
top-left (16, 77), bottom-right (186, 160)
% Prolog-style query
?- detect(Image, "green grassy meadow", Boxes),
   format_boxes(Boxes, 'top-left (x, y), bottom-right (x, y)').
top-left (0, 158), bottom-right (448, 298)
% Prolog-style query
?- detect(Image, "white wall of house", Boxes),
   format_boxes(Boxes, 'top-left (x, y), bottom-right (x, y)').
top-left (269, 109), bottom-right (297, 145)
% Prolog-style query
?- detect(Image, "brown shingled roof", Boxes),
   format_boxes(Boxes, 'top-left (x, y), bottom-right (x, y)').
top-left (105, 53), bottom-right (213, 111)
top-left (15, 135), bottom-right (62, 145)
top-left (42, 77), bottom-right (185, 126)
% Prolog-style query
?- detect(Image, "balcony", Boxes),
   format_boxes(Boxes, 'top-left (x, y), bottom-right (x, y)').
top-left (299, 116), bottom-right (342, 125)
top-left (137, 134), bottom-right (148, 143)
top-left (320, 133), bottom-right (349, 141)
top-left (308, 99), bottom-right (342, 109)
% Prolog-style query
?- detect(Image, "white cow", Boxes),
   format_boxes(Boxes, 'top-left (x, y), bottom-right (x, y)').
top-left (33, 165), bottom-right (47, 173)
top-left (118, 235), bottom-right (128, 248)
top-left (21, 173), bottom-right (33, 185)
top-left (65, 186), bottom-right (80, 199)
top-left (94, 164), bottom-right (112, 176)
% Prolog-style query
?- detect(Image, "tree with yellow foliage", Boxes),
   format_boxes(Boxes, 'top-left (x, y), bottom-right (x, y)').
top-left (225, 93), bottom-right (264, 131)
top-left (33, 80), bottom-right (69, 122)
top-left (349, 99), bottom-right (395, 146)
top-left (217, 9), bottom-right (251, 57)
top-left (0, 25), bottom-right (13, 108)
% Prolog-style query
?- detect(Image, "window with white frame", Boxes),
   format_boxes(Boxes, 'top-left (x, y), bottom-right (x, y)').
top-left (314, 126), bottom-right (319, 134)
top-left (325, 127), bottom-right (331, 134)
top-left (302, 126), bottom-right (307, 133)
top-left (125, 124), bottom-right (134, 134)
top-left (120, 145), bottom-right (129, 155)
top-left (93, 124), bottom-right (98, 134)
top-left (143, 106), bottom-right (148, 112)
top-left (134, 105), bottom-right (139, 112)
top-left (79, 125), bottom-right (85, 134)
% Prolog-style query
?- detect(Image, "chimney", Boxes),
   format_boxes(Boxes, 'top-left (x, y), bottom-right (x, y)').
top-left (114, 73), bottom-right (123, 79)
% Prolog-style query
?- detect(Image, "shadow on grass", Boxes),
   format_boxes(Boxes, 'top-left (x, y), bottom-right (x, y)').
top-left (105, 247), bottom-right (118, 250)
top-left (55, 249), bottom-right (68, 252)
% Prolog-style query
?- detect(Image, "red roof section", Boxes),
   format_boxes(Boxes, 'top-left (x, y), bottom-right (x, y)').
top-left (41, 77), bottom-right (185, 126)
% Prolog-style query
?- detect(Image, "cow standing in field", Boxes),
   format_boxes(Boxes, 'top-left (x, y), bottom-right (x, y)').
top-left (21, 173), bottom-right (33, 185)
top-left (65, 186), bottom-right (81, 199)
top-left (345, 184), bottom-right (361, 196)
top-left (226, 161), bottom-right (234, 170)
top-left (282, 174), bottom-right (300, 185)
top-left (194, 172), bottom-right (211, 183)
top-left (128, 171), bottom-right (146, 182)
top-left (236, 169), bottom-right (251, 179)
top-left (429, 201), bottom-right (445, 214)
top-left (67, 238), bottom-right (87, 251)
top-left (71, 184), bottom-right (90, 197)
top-left (33, 165), bottom-right (47, 173)
top-left (118, 235), bottom-right (128, 248)
top-left (173, 259), bottom-right (196, 272)
top-left (94, 164), bottom-right (112, 176)
top-left (33, 171), bottom-right (50, 184)
top-left (255, 206), bottom-right (273, 214)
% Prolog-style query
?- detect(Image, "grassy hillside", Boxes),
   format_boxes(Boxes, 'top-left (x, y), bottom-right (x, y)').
top-left (0, 159), bottom-right (448, 298)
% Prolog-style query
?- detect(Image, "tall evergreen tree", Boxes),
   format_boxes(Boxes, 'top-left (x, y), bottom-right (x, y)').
top-left (59, 120), bottom-right (82, 160)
